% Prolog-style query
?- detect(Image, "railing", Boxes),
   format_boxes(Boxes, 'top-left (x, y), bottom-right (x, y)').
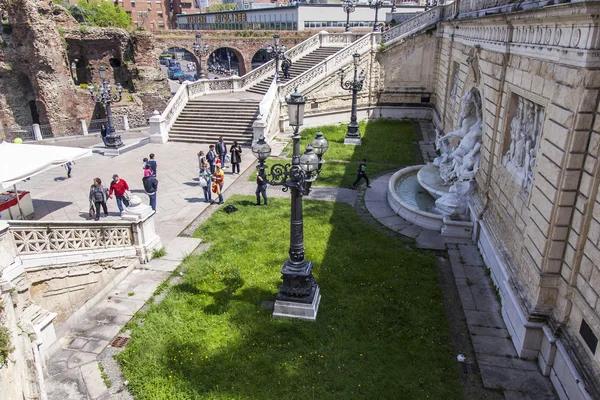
top-left (88, 118), bottom-right (108, 133)
top-left (382, 6), bottom-right (443, 44)
top-left (280, 32), bottom-right (374, 98)
top-left (3, 126), bottom-right (35, 142)
top-left (162, 81), bottom-right (190, 133)
top-left (9, 221), bottom-right (134, 255)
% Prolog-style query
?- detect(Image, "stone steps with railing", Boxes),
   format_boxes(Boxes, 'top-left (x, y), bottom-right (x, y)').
top-left (150, 9), bottom-right (446, 145)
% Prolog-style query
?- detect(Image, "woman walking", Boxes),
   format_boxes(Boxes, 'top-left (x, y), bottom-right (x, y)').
top-left (89, 178), bottom-right (109, 221)
top-left (212, 163), bottom-right (225, 205)
top-left (199, 163), bottom-right (212, 203)
top-left (230, 141), bottom-right (242, 175)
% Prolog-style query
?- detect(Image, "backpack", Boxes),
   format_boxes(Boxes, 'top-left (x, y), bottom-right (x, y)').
top-left (92, 186), bottom-right (104, 202)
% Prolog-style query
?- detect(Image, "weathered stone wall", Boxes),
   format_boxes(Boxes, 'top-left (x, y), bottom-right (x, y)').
top-left (27, 257), bottom-right (137, 325)
top-left (433, 2), bottom-right (600, 395)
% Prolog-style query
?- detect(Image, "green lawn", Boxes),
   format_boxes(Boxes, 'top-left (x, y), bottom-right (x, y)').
top-left (291, 119), bottom-right (420, 164)
top-left (249, 119), bottom-right (419, 188)
top-left (117, 196), bottom-right (462, 400)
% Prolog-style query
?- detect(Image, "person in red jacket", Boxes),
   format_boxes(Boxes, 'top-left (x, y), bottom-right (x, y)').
top-left (109, 174), bottom-right (130, 215)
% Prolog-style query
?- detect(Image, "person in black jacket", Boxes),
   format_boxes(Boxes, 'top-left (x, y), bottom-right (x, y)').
top-left (206, 145), bottom-right (218, 174)
top-left (143, 165), bottom-right (158, 211)
top-left (215, 136), bottom-right (228, 169)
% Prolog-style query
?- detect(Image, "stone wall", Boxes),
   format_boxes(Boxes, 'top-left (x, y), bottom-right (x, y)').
top-left (433, 1), bottom-right (600, 396)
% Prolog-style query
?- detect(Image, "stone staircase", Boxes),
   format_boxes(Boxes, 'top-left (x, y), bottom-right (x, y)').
top-left (168, 100), bottom-right (259, 145)
top-left (246, 46), bottom-right (343, 95)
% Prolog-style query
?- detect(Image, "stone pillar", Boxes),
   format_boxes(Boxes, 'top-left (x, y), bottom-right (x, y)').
top-left (122, 115), bottom-right (130, 131)
top-left (121, 195), bottom-right (162, 263)
top-left (32, 124), bottom-right (42, 141)
top-left (252, 119), bottom-right (266, 144)
top-left (149, 110), bottom-right (169, 144)
top-left (80, 120), bottom-right (88, 136)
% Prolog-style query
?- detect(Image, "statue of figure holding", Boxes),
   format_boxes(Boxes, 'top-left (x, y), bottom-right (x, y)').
top-left (436, 90), bottom-right (478, 150)
top-left (504, 98), bottom-right (523, 165)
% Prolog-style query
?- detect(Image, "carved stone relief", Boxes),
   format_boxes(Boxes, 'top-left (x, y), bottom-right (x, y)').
top-left (450, 61), bottom-right (460, 101)
top-left (502, 96), bottom-right (544, 193)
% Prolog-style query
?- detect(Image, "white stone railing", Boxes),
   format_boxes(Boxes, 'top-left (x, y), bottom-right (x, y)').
top-left (382, 5), bottom-right (443, 45)
top-left (9, 221), bottom-right (134, 255)
top-left (280, 32), bottom-right (374, 98)
top-left (253, 76), bottom-right (281, 142)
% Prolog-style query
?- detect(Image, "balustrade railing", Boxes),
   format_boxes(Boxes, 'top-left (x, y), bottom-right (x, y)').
top-left (9, 221), bottom-right (134, 255)
top-left (162, 81), bottom-right (190, 132)
top-left (382, 6), bottom-right (443, 44)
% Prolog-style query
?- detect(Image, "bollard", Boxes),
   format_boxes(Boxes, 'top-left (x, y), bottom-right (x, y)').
top-left (81, 120), bottom-right (89, 135)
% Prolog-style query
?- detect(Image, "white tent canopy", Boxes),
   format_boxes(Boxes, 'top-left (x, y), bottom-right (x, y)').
top-left (0, 141), bottom-right (92, 190)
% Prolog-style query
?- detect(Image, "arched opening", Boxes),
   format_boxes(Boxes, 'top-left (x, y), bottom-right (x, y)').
top-left (251, 49), bottom-right (269, 70)
top-left (208, 47), bottom-right (243, 77)
top-left (160, 47), bottom-right (199, 82)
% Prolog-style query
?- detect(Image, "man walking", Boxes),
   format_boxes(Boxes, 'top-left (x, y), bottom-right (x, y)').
top-left (143, 165), bottom-right (158, 211)
top-left (109, 174), bottom-right (130, 215)
top-left (255, 167), bottom-right (268, 206)
top-left (215, 136), bottom-right (227, 169)
top-left (206, 145), bottom-right (217, 174)
top-left (147, 153), bottom-right (157, 177)
top-left (351, 159), bottom-right (371, 190)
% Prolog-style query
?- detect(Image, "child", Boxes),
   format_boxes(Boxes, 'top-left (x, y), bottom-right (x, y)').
top-left (351, 159), bottom-right (371, 190)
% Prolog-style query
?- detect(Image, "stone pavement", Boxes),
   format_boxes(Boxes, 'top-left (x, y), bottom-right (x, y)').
top-left (365, 173), bottom-right (557, 399)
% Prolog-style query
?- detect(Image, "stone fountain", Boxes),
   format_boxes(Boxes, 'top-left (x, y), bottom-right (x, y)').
top-left (419, 88), bottom-right (483, 216)
top-left (386, 88), bottom-right (482, 238)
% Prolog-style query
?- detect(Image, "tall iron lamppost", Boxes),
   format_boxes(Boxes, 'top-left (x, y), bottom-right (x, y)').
top-left (368, 0), bottom-right (385, 32)
top-left (88, 65), bottom-right (124, 148)
top-left (339, 53), bottom-right (365, 145)
top-left (265, 34), bottom-right (287, 83)
top-left (251, 89), bottom-right (329, 321)
top-left (342, 0), bottom-right (356, 32)
top-left (192, 33), bottom-right (209, 79)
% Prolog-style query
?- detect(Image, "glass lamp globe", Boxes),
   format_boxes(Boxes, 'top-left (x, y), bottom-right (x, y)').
top-left (310, 131), bottom-right (329, 156)
top-left (252, 136), bottom-right (272, 162)
top-left (299, 145), bottom-right (319, 173)
top-left (286, 88), bottom-right (306, 128)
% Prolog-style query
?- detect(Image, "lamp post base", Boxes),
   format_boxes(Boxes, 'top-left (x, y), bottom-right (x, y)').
top-left (273, 259), bottom-right (321, 321)
top-left (273, 285), bottom-right (321, 321)
top-left (104, 134), bottom-right (124, 148)
top-left (344, 135), bottom-right (362, 146)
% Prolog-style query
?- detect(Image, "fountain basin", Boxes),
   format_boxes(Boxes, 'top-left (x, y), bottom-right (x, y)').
top-left (417, 163), bottom-right (450, 199)
top-left (387, 165), bottom-right (474, 238)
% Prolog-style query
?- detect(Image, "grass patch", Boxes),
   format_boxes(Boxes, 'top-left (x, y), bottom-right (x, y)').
top-left (128, 292), bottom-right (135, 297)
top-left (152, 247), bottom-right (167, 259)
top-left (291, 119), bottom-right (419, 165)
top-left (117, 196), bottom-right (461, 399)
top-left (98, 362), bottom-right (112, 388)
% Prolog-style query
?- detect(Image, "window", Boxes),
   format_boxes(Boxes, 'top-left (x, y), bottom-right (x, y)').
top-left (130, 1), bottom-right (135, 7)
top-left (580, 319), bottom-right (598, 355)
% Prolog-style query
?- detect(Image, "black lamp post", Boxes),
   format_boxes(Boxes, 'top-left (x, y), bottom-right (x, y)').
top-left (368, 0), bottom-right (385, 32)
top-left (251, 89), bottom-right (329, 321)
top-left (265, 34), bottom-right (287, 83)
top-left (192, 33), bottom-right (209, 79)
top-left (339, 53), bottom-right (365, 145)
top-left (88, 65), bottom-right (124, 148)
top-left (342, 0), bottom-right (356, 32)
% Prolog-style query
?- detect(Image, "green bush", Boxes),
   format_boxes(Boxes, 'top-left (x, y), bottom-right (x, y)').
top-left (69, 0), bottom-right (132, 29)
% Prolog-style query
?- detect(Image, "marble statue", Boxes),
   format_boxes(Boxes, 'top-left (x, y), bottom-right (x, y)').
top-left (450, 64), bottom-right (460, 101)
top-left (430, 88), bottom-right (484, 216)
top-left (502, 96), bottom-right (544, 192)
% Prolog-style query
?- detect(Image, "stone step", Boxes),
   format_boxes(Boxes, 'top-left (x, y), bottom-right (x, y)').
top-left (177, 111), bottom-right (257, 118)
top-left (170, 125), bottom-right (254, 133)
top-left (172, 122), bottom-right (254, 130)
top-left (169, 135), bottom-right (252, 145)
top-left (176, 115), bottom-right (256, 121)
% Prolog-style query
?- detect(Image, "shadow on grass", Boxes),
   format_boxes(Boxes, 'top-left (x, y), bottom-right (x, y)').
top-left (118, 196), bottom-right (461, 400)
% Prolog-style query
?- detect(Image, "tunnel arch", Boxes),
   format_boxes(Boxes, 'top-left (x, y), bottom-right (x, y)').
top-left (251, 48), bottom-right (269, 70)
top-left (162, 46), bottom-right (201, 75)
top-left (207, 47), bottom-right (246, 76)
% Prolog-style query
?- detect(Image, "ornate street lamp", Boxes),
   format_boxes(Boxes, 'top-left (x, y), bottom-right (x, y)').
top-left (368, 0), bottom-right (385, 32)
top-left (391, 3), bottom-right (397, 13)
top-left (192, 33), bottom-right (209, 79)
top-left (251, 89), bottom-right (329, 321)
top-left (339, 53), bottom-right (365, 145)
top-left (88, 65), bottom-right (124, 148)
top-left (265, 34), bottom-right (287, 83)
top-left (342, 0), bottom-right (356, 33)
top-left (424, 0), bottom-right (438, 11)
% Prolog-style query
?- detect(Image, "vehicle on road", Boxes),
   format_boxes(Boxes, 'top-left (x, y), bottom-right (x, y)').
top-left (168, 68), bottom-right (185, 80)
top-left (178, 74), bottom-right (197, 83)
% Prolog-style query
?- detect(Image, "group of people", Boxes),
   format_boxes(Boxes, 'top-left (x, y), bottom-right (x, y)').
top-left (88, 153), bottom-right (158, 221)
top-left (196, 137), bottom-right (243, 204)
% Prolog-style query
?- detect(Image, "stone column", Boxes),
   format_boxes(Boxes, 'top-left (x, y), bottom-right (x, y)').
top-left (32, 124), bottom-right (42, 141)
top-left (80, 120), bottom-right (89, 136)
top-left (121, 195), bottom-right (162, 263)
top-left (123, 115), bottom-right (130, 131)
top-left (149, 110), bottom-right (169, 144)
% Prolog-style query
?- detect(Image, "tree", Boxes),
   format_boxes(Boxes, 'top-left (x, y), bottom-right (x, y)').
top-left (68, 0), bottom-right (132, 29)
